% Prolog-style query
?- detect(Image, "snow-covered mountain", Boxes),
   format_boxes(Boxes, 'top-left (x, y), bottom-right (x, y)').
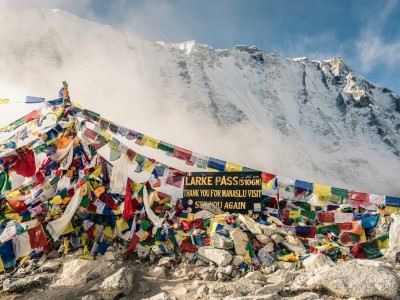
top-left (1, 9), bottom-right (399, 196)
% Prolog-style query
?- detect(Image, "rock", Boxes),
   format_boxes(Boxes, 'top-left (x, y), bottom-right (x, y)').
top-left (40, 260), bottom-right (62, 273)
top-left (194, 210), bottom-right (215, 219)
top-left (256, 234), bottom-right (270, 244)
top-left (263, 226), bottom-right (277, 237)
top-left (3, 274), bottom-right (52, 293)
top-left (355, 258), bottom-right (393, 269)
top-left (228, 293), bottom-right (280, 300)
top-left (276, 261), bottom-right (300, 270)
top-left (146, 292), bottom-right (171, 300)
top-left (301, 253), bottom-right (334, 271)
top-left (208, 282), bottom-right (234, 296)
top-left (81, 295), bottom-right (99, 300)
top-left (193, 266), bottom-right (209, 275)
top-left (53, 259), bottom-right (98, 286)
top-left (281, 240), bottom-right (307, 254)
top-left (290, 292), bottom-right (320, 300)
top-left (198, 247), bottom-right (233, 266)
top-left (201, 269), bottom-right (216, 281)
top-left (216, 265), bottom-right (233, 275)
top-left (171, 286), bottom-right (188, 297)
top-left (195, 259), bottom-right (207, 267)
top-left (158, 257), bottom-right (172, 267)
top-left (148, 266), bottom-right (167, 279)
top-left (252, 280), bottom-right (285, 295)
top-left (306, 261), bottom-right (398, 298)
top-left (230, 228), bottom-right (248, 256)
top-left (137, 244), bottom-right (151, 259)
top-left (196, 284), bottom-right (209, 298)
top-left (237, 214), bottom-right (262, 234)
top-left (270, 233), bottom-right (284, 244)
top-left (100, 267), bottom-right (133, 293)
top-left (235, 278), bottom-right (262, 295)
top-left (245, 271), bottom-right (268, 282)
top-left (257, 246), bottom-right (275, 266)
top-left (104, 251), bottom-right (116, 261)
top-left (47, 250), bottom-right (61, 259)
top-left (172, 263), bottom-right (189, 278)
top-left (211, 234), bottom-right (234, 249)
top-left (232, 255), bottom-right (244, 266)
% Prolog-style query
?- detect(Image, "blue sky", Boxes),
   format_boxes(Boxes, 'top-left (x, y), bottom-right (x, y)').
top-left (2, 0), bottom-right (400, 94)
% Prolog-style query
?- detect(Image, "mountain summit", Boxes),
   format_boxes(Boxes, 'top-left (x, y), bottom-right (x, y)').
top-left (0, 9), bottom-right (399, 196)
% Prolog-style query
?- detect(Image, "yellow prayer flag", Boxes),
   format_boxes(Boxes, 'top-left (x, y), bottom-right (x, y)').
top-left (0, 258), bottom-right (5, 273)
top-left (6, 190), bottom-right (20, 198)
top-left (116, 218), bottom-right (129, 232)
top-left (378, 237), bottom-right (390, 249)
top-left (225, 162), bottom-right (243, 172)
top-left (386, 206), bottom-right (400, 214)
top-left (143, 160), bottom-right (156, 173)
top-left (289, 210), bottom-right (301, 219)
top-left (90, 166), bottom-right (102, 179)
top-left (62, 222), bottom-right (74, 235)
top-left (101, 131), bottom-right (112, 141)
top-left (72, 102), bottom-right (83, 109)
top-left (64, 238), bottom-right (70, 254)
top-left (103, 226), bottom-right (114, 239)
top-left (263, 180), bottom-right (275, 191)
top-left (5, 213), bottom-right (22, 222)
top-left (313, 183), bottom-right (331, 197)
top-left (108, 140), bottom-right (119, 151)
top-left (0, 98), bottom-right (9, 104)
top-left (131, 181), bottom-right (143, 193)
top-left (140, 230), bottom-right (149, 241)
top-left (141, 135), bottom-right (159, 149)
top-left (243, 252), bottom-right (252, 265)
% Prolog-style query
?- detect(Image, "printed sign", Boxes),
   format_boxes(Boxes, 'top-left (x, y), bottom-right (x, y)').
top-left (182, 172), bottom-right (262, 213)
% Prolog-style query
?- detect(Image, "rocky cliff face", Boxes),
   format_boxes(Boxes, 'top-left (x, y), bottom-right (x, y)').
top-left (0, 9), bottom-right (399, 196)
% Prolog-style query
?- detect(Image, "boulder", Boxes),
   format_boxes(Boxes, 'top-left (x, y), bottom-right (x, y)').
top-left (3, 274), bottom-right (52, 293)
top-left (147, 266), bottom-right (167, 279)
top-left (306, 261), bottom-right (398, 298)
top-left (230, 228), bottom-right (248, 255)
top-left (245, 271), bottom-right (268, 282)
top-left (100, 267), bottom-right (133, 293)
top-left (52, 259), bottom-right (98, 286)
top-left (137, 244), bottom-right (151, 259)
top-left (103, 251), bottom-right (115, 261)
top-left (196, 284), bottom-right (209, 298)
top-left (281, 240), bottom-right (307, 255)
top-left (232, 255), bottom-right (244, 266)
top-left (211, 234), bottom-right (234, 249)
top-left (256, 234), bottom-right (270, 244)
top-left (301, 253), bottom-right (334, 271)
top-left (228, 293), bottom-right (280, 300)
top-left (234, 278), bottom-right (263, 295)
top-left (291, 292), bottom-right (320, 300)
top-left (40, 260), bottom-right (62, 273)
top-left (198, 246), bottom-right (233, 266)
top-left (237, 214), bottom-right (262, 235)
top-left (146, 292), bottom-right (171, 300)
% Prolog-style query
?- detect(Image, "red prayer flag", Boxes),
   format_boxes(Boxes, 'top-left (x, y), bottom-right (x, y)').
top-left (123, 179), bottom-right (134, 221)
top-left (28, 224), bottom-right (48, 249)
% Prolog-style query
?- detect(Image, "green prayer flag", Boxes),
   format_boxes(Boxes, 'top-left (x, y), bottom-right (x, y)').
top-left (331, 187), bottom-right (349, 198)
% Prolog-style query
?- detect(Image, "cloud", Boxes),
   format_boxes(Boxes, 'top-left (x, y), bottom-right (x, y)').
top-left (356, 0), bottom-right (400, 72)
